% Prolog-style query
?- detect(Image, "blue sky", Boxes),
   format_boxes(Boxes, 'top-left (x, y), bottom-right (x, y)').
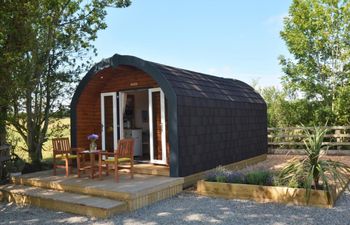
top-left (93, 0), bottom-right (292, 87)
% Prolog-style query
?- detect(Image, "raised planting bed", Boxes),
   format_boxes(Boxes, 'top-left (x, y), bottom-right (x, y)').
top-left (197, 179), bottom-right (349, 208)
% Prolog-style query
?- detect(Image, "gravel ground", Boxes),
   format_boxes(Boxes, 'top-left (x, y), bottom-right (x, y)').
top-left (1, 187), bottom-right (350, 225)
top-left (1, 155), bottom-right (349, 225)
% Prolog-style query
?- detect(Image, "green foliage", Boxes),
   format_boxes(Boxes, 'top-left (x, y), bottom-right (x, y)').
top-left (205, 166), bottom-right (245, 184)
top-left (6, 154), bottom-right (25, 173)
top-left (205, 166), bottom-right (274, 185)
top-left (7, 118), bottom-right (70, 162)
top-left (277, 126), bottom-right (350, 202)
top-left (333, 85), bottom-right (350, 124)
top-left (257, 86), bottom-right (314, 127)
top-left (256, 83), bottom-right (346, 127)
top-left (216, 175), bottom-right (227, 183)
top-left (254, 0), bottom-right (350, 127)
top-left (279, 0), bottom-right (350, 125)
top-left (245, 171), bottom-right (273, 186)
top-left (258, 86), bottom-right (285, 127)
top-left (0, 0), bottom-right (130, 165)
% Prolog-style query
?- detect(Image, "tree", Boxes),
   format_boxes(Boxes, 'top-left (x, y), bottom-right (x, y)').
top-left (1, 0), bottom-right (131, 165)
top-left (280, 0), bottom-right (350, 125)
top-left (0, 1), bottom-right (31, 145)
top-left (258, 86), bottom-right (286, 127)
top-left (257, 86), bottom-right (313, 127)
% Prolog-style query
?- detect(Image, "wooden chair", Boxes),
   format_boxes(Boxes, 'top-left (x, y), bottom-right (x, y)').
top-left (52, 138), bottom-right (81, 176)
top-left (99, 138), bottom-right (134, 182)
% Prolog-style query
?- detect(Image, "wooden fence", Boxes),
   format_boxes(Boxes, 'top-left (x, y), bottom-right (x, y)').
top-left (268, 126), bottom-right (350, 155)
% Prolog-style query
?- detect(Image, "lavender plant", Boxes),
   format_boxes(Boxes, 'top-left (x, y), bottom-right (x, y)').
top-left (205, 166), bottom-right (245, 184)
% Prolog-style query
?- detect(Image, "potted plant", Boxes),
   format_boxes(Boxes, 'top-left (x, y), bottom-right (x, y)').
top-left (6, 154), bottom-right (25, 177)
top-left (88, 134), bottom-right (99, 151)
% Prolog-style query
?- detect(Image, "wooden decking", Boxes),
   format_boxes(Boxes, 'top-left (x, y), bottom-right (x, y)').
top-left (133, 163), bottom-right (169, 176)
top-left (0, 169), bottom-right (183, 218)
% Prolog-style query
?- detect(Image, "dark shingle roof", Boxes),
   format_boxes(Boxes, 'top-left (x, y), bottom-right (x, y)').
top-left (87, 54), bottom-right (265, 104)
top-left (149, 62), bottom-right (265, 104)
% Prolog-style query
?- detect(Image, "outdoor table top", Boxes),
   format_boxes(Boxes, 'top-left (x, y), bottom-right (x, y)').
top-left (80, 150), bottom-right (101, 154)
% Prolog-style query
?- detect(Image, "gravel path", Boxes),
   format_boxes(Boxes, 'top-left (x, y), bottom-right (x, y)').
top-left (1, 187), bottom-right (350, 225)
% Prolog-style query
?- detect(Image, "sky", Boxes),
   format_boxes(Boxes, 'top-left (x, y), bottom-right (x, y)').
top-left (93, 0), bottom-right (293, 88)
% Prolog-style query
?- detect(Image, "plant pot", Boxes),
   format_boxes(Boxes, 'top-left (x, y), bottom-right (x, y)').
top-left (89, 141), bottom-right (97, 151)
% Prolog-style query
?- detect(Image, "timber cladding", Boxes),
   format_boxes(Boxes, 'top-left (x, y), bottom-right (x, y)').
top-left (75, 66), bottom-right (158, 150)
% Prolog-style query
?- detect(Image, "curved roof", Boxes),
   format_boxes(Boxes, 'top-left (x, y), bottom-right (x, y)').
top-left (72, 54), bottom-right (265, 105)
top-left (151, 62), bottom-right (264, 104)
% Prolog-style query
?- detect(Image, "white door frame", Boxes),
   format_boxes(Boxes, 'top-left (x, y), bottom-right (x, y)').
top-left (100, 92), bottom-right (118, 151)
top-left (148, 88), bottom-right (167, 165)
top-left (118, 91), bottom-right (126, 139)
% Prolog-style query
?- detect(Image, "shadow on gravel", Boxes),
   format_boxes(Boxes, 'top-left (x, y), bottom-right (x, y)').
top-left (111, 190), bottom-right (350, 225)
top-left (0, 202), bottom-right (95, 225)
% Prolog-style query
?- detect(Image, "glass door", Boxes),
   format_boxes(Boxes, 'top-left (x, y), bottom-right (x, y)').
top-left (148, 88), bottom-right (167, 165)
top-left (101, 92), bottom-right (119, 151)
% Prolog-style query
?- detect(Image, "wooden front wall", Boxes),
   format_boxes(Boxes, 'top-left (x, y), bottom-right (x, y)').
top-left (76, 66), bottom-right (159, 152)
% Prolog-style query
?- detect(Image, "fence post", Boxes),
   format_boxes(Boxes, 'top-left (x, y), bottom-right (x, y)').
top-left (335, 129), bottom-right (341, 150)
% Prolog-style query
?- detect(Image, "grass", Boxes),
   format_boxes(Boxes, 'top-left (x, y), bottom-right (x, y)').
top-left (7, 117), bottom-right (70, 163)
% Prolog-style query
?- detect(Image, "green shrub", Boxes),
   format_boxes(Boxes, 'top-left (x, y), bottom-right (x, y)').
top-left (205, 166), bottom-right (245, 184)
top-left (5, 154), bottom-right (25, 173)
top-left (226, 172), bottom-right (245, 184)
top-left (205, 166), bottom-right (275, 185)
top-left (216, 175), bottom-right (227, 183)
top-left (245, 171), bottom-right (273, 186)
top-left (205, 166), bottom-right (228, 182)
top-left (274, 175), bottom-right (303, 188)
top-left (6, 159), bottom-right (25, 173)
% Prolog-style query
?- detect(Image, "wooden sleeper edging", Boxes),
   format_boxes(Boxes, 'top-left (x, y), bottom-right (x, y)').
top-left (196, 179), bottom-right (349, 208)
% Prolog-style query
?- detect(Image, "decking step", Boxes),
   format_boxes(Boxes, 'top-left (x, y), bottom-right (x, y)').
top-left (0, 184), bottom-right (127, 218)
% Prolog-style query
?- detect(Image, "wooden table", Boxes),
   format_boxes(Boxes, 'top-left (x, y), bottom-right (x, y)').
top-left (77, 150), bottom-right (102, 179)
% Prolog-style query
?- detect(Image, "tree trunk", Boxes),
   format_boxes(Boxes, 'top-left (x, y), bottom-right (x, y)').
top-left (28, 138), bottom-right (42, 167)
top-left (25, 87), bottom-right (40, 166)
